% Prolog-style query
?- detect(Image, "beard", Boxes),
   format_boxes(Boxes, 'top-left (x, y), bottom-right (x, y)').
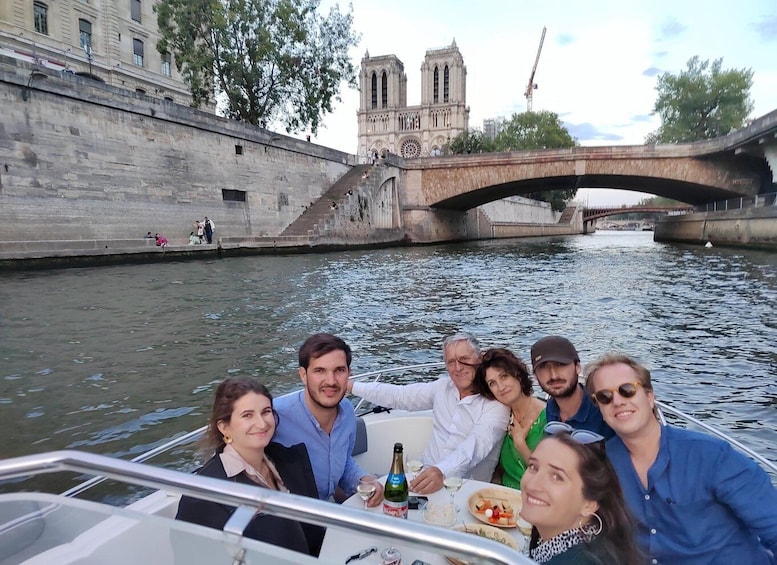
top-left (540, 378), bottom-right (579, 399)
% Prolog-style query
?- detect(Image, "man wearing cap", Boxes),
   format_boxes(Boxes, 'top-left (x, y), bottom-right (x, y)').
top-left (530, 335), bottom-right (613, 439)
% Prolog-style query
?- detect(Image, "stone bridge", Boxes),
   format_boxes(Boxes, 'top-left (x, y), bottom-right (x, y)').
top-left (394, 108), bottom-right (777, 212)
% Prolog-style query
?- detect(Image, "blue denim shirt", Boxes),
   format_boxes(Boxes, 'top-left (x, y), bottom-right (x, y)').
top-left (607, 425), bottom-right (777, 564)
top-left (545, 384), bottom-right (614, 439)
top-left (273, 391), bottom-right (367, 500)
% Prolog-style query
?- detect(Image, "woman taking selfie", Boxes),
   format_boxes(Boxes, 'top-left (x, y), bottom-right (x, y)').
top-left (176, 378), bottom-right (324, 556)
top-left (520, 426), bottom-right (642, 564)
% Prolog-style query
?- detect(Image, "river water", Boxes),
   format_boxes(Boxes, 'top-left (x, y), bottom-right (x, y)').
top-left (2, 231), bottom-right (776, 500)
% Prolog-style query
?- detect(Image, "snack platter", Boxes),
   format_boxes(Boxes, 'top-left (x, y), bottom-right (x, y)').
top-left (467, 487), bottom-right (521, 528)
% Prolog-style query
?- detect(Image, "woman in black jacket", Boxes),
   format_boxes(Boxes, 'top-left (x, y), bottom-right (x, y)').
top-left (176, 378), bottom-right (324, 555)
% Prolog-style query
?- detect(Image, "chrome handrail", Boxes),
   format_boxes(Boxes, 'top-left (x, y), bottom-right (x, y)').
top-left (656, 400), bottom-right (777, 476)
top-left (0, 450), bottom-right (531, 565)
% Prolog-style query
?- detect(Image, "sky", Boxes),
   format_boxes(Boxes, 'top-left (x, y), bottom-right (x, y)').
top-left (306, 0), bottom-right (777, 206)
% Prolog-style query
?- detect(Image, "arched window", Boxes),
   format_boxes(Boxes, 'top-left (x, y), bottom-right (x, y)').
top-left (444, 65), bottom-right (449, 103)
top-left (433, 66), bottom-right (439, 104)
top-left (79, 19), bottom-right (92, 49)
top-left (371, 72), bottom-right (377, 109)
top-left (381, 71), bottom-right (388, 108)
top-left (133, 39), bottom-right (144, 66)
top-left (33, 2), bottom-right (48, 35)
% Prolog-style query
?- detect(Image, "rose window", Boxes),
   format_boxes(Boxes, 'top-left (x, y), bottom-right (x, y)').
top-left (400, 138), bottom-right (422, 158)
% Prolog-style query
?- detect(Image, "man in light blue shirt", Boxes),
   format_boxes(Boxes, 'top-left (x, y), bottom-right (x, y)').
top-left (586, 353), bottom-right (777, 565)
top-left (273, 333), bottom-right (382, 506)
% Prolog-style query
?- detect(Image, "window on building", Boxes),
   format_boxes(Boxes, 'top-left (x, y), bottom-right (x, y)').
top-left (433, 66), bottom-right (439, 104)
top-left (79, 19), bottom-right (92, 49)
top-left (161, 51), bottom-right (172, 77)
top-left (370, 72), bottom-right (377, 109)
top-left (163, 96), bottom-right (174, 102)
top-left (222, 189), bottom-right (246, 202)
top-left (33, 2), bottom-right (48, 35)
top-left (381, 71), bottom-right (387, 108)
top-left (444, 65), bottom-right (449, 103)
top-left (131, 0), bottom-right (141, 23)
top-left (235, 145), bottom-right (243, 155)
top-left (133, 39), bottom-right (144, 66)
top-left (135, 88), bottom-right (146, 95)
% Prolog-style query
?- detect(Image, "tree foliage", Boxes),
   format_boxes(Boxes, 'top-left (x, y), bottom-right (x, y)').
top-left (646, 56), bottom-right (754, 143)
top-left (448, 129), bottom-right (494, 155)
top-left (154, 0), bottom-right (359, 133)
top-left (449, 111), bottom-right (578, 211)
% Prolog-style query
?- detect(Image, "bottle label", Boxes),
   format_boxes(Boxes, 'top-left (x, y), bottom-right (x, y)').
top-left (383, 499), bottom-right (408, 519)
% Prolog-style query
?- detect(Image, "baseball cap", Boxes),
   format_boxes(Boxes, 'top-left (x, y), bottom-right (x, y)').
top-left (530, 336), bottom-right (579, 370)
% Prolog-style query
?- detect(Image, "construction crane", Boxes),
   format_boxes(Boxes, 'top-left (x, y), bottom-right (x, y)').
top-left (524, 26), bottom-right (547, 112)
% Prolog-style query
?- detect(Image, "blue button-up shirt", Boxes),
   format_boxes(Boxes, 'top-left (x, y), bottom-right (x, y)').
top-left (545, 384), bottom-right (614, 439)
top-left (607, 425), bottom-right (777, 564)
top-left (273, 391), bottom-right (367, 500)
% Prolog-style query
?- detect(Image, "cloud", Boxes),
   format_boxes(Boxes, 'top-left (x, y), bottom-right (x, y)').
top-left (556, 34), bottom-right (575, 46)
top-left (659, 18), bottom-right (687, 39)
top-left (642, 66), bottom-right (662, 77)
top-left (564, 122), bottom-right (624, 142)
top-left (752, 15), bottom-right (777, 40)
top-left (653, 50), bottom-right (669, 59)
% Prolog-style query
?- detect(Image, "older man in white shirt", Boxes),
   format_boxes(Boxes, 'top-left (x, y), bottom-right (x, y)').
top-left (347, 332), bottom-right (509, 494)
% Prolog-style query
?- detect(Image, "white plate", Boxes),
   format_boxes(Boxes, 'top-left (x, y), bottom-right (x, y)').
top-left (467, 487), bottom-right (521, 528)
top-left (446, 523), bottom-right (520, 565)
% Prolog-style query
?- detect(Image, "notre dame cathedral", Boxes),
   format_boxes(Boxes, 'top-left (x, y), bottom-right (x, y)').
top-left (357, 40), bottom-right (469, 160)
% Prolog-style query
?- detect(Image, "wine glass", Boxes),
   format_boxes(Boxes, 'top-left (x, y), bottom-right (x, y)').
top-left (406, 453), bottom-right (424, 483)
top-left (356, 475), bottom-right (378, 509)
top-left (443, 475), bottom-right (464, 505)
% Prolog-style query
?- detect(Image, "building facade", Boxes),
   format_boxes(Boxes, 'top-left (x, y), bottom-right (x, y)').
top-left (357, 40), bottom-right (469, 160)
top-left (0, 0), bottom-right (192, 104)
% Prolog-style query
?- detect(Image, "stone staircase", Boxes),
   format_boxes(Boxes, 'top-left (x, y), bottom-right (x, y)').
top-left (281, 165), bottom-right (373, 237)
top-left (557, 206), bottom-right (577, 224)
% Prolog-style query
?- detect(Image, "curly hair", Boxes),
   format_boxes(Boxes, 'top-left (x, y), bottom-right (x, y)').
top-left (474, 347), bottom-right (532, 400)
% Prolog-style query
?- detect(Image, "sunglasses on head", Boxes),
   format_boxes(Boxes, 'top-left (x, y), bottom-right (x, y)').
top-left (544, 421), bottom-right (604, 445)
top-left (591, 381), bottom-right (644, 405)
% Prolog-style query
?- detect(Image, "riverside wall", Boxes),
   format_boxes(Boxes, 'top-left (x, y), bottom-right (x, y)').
top-left (654, 206), bottom-right (777, 250)
top-left (0, 55), bottom-right (354, 246)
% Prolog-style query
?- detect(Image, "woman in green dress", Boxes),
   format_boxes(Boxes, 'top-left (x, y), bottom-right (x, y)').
top-left (475, 348), bottom-right (546, 488)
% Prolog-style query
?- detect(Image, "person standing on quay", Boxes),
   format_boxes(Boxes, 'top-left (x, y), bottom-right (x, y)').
top-left (531, 336), bottom-right (613, 439)
top-left (204, 216), bottom-right (215, 244)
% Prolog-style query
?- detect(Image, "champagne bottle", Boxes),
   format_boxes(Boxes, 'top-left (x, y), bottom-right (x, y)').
top-left (383, 442), bottom-right (409, 518)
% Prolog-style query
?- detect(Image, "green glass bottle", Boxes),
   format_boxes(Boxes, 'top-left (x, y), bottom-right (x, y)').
top-left (383, 442), bottom-right (409, 518)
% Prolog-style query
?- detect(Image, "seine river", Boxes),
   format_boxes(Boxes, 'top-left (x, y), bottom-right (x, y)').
top-left (2, 231), bottom-right (776, 500)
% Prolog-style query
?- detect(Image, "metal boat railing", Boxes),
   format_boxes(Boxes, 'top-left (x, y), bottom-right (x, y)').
top-left (0, 450), bottom-right (530, 565)
top-left (57, 361), bottom-right (776, 498)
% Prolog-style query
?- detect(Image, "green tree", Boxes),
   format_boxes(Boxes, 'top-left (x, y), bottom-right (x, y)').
top-left (448, 129), bottom-right (494, 155)
top-left (154, 0), bottom-right (359, 133)
top-left (646, 56), bottom-right (753, 143)
top-left (494, 111), bottom-right (578, 211)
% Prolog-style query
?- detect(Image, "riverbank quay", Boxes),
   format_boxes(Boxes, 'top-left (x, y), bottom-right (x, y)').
top-left (654, 192), bottom-right (777, 250)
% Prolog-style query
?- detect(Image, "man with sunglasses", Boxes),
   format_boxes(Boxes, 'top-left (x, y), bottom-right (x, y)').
top-left (530, 336), bottom-right (613, 439)
top-left (586, 354), bottom-right (777, 565)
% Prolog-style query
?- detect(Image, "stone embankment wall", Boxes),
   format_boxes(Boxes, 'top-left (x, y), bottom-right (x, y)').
top-left (654, 207), bottom-right (777, 249)
top-left (0, 56), bottom-right (354, 246)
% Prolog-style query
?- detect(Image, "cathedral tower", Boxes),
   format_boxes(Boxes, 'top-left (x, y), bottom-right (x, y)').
top-left (357, 40), bottom-right (469, 159)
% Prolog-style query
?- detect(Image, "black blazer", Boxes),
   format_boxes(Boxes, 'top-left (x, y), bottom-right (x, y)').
top-left (175, 442), bottom-right (325, 556)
